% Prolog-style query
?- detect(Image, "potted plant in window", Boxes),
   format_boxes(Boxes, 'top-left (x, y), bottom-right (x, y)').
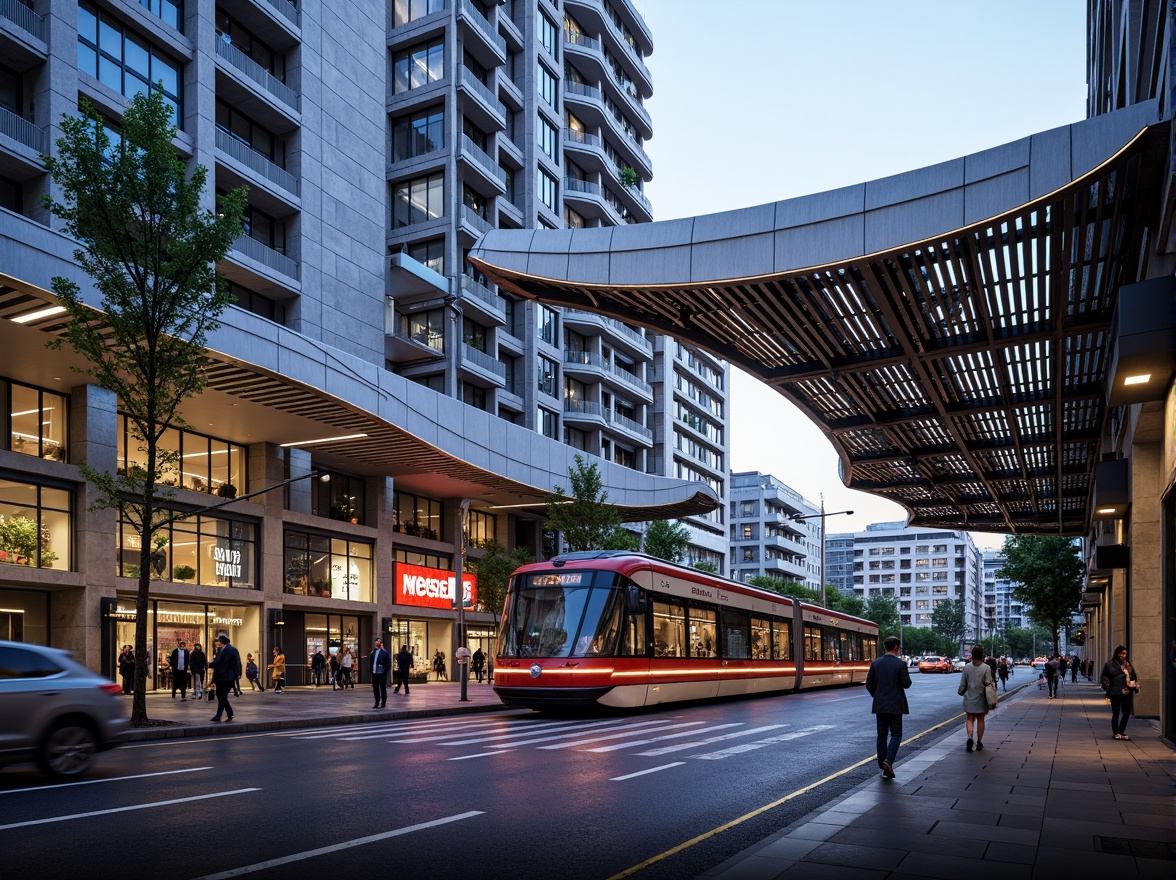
top-left (0, 515), bottom-right (39, 565)
top-left (618, 164), bottom-right (640, 189)
top-left (216, 482), bottom-right (237, 499)
top-left (172, 564), bottom-right (196, 582)
top-left (329, 501), bottom-right (355, 522)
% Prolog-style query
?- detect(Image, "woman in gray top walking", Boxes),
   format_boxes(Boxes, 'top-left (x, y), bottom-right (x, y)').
top-left (958, 645), bottom-right (995, 752)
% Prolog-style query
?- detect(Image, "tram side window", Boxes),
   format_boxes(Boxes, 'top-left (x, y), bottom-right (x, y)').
top-left (803, 624), bottom-right (822, 662)
top-left (823, 628), bottom-right (847, 662)
top-left (772, 618), bottom-right (792, 660)
top-left (750, 616), bottom-right (771, 660)
top-left (720, 608), bottom-right (749, 659)
top-left (619, 599), bottom-right (647, 656)
top-left (688, 603), bottom-right (717, 658)
top-left (652, 599), bottom-right (686, 657)
top-left (845, 632), bottom-right (863, 661)
top-left (863, 635), bottom-right (878, 658)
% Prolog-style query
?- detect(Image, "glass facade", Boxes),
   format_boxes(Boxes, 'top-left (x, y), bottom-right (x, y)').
top-left (283, 530), bottom-right (374, 602)
top-left (0, 479), bottom-right (71, 571)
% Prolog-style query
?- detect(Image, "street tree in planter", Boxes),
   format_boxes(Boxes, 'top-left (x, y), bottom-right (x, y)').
top-left (544, 454), bottom-right (636, 551)
top-left (997, 535), bottom-right (1083, 659)
top-left (43, 91), bottom-right (247, 726)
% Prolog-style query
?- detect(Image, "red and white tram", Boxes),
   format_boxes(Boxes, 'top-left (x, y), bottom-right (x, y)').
top-left (493, 551), bottom-right (879, 710)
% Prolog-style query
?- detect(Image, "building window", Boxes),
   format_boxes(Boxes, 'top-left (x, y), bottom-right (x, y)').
top-left (564, 206), bottom-right (584, 228)
top-left (564, 426), bottom-right (589, 451)
top-left (6, 380), bottom-right (68, 462)
top-left (0, 479), bottom-right (71, 570)
top-left (464, 509), bottom-right (496, 548)
top-left (117, 414), bottom-right (245, 495)
top-left (537, 354), bottom-right (559, 397)
top-left (393, 107), bottom-right (444, 161)
top-left (311, 470), bottom-right (366, 525)
top-left (539, 11), bottom-right (559, 59)
top-left (216, 100), bottom-right (283, 165)
top-left (120, 511), bottom-right (256, 588)
top-left (537, 115), bottom-right (558, 161)
top-left (284, 530), bottom-right (373, 601)
top-left (77, 2), bottom-right (182, 125)
top-left (0, 175), bottom-right (21, 214)
top-left (393, 491), bottom-right (444, 541)
top-left (216, 8), bottom-right (283, 79)
top-left (393, 173), bottom-right (444, 228)
top-left (407, 238), bottom-right (445, 275)
top-left (537, 406), bottom-right (558, 439)
top-left (139, 0), bottom-right (181, 30)
top-left (399, 307), bottom-right (445, 351)
top-left (393, 39), bottom-right (444, 93)
top-left (537, 62), bottom-right (557, 110)
top-left (537, 168), bottom-right (558, 211)
top-left (462, 383), bottom-right (487, 411)
top-left (537, 304), bottom-right (558, 345)
top-left (393, 0), bottom-right (445, 28)
top-left (227, 281), bottom-right (285, 325)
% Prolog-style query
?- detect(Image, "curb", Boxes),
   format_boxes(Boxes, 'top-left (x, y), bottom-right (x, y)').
top-left (120, 701), bottom-right (518, 742)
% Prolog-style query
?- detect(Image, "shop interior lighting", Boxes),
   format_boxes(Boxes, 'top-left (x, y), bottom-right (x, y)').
top-left (280, 433), bottom-right (367, 447)
top-left (10, 305), bottom-right (67, 324)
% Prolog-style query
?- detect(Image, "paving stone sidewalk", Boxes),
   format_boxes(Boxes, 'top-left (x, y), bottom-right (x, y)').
top-left (701, 679), bottom-right (1175, 880)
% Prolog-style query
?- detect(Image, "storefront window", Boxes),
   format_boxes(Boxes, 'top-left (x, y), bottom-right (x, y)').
top-left (393, 491), bottom-right (443, 540)
top-left (6, 380), bottom-right (68, 462)
top-left (311, 470), bottom-right (366, 525)
top-left (117, 414), bottom-right (245, 495)
top-left (0, 479), bottom-right (71, 570)
top-left (117, 511), bottom-right (257, 588)
top-left (0, 589), bottom-right (49, 642)
top-left (464, 509), bottom-right (496, 548)
top-left (284, 529), bottom-right (373, 602)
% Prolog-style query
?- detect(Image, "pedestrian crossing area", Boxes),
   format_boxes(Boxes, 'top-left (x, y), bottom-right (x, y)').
top-left (277, 714), bottom-right (835, 763)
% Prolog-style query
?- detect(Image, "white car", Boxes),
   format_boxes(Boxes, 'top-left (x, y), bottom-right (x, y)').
top-left (952, 657), bottom-right (967, 671)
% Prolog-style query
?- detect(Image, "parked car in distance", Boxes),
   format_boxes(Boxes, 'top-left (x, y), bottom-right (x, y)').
top-left (952, 657), bottom-right (967, 671)
top-left (918, 655), bottom-right (953, 674)
top-left (0, 641), bottom-right (128, 778)
top-left (906, 655), bottom-right (921, 667)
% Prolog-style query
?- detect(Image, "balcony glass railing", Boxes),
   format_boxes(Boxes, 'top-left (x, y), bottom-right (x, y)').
top-left (262, 0), bottom-right (299, 27)
top-left (458, 68), bottom-right (506, 120)
top-left (215, 37), bottom-right (299, 111)
top-left (606, 409), bottom-right (651, 439)
top-left (564, 80), bottom-right (603, 105)
top-left (461, 343), bottom-right (506, 378)
top-left (564, 128), bottom-right (602, 151)
top-left (563, 29), bottom-right (601, 53)
top-left (564, 398), bottom-right (604, 417)
top-left (458, 0), bottom-right (506, 56)
top-left (460, 204), bottom-right (493, 235)
top-left (231, 234), bottom-right (298, 280)
top-left (0, 0), bottom-right (44, 41)
top-left (564, 177), bottom-right (603, 199)
top-left (459, 134), bottom-right (506, 185)
top-left (460, 274), bottom-right (505, 312)
top-left (0, 105), bottom-right (46, 154)
top-left (216, 128), bottom-right (299, 196)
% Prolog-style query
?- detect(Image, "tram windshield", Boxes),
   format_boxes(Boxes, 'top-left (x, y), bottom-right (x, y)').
top-left (499, 570), bottom-right (627, 658)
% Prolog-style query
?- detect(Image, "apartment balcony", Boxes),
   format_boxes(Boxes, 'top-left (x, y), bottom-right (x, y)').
top-left (228, 234), bottom-right (299, 283)
top-left (458, 204), bottom-right (494, 244)
top-left (605, 318), bottom-right (652, 358)
top-left (565, 0), bottom-right (652, 96)
top-left (562, 128), bottom-right (609, 174)
top-left (385, 304), bottom-right (445, 365)
top-left (458, 68), bottom-right (506, 134)
top-left (0, 0), bottom-right (45, 44)
top-left (563, 29), bottom-right (607, 84)
top-left (388, 251), bottom-right (448, 307)
top-left (562, 176), bottom-right (609, 222)
top-left (564, 397), bottom-right (605, 426)
top-left (497, 193), bottom-right (524, 228)
top-left (459, 343), bottom-right (507, 386)
top-left (605, 409), bottom-right (652, 441)
top-left (0, 105), bottom-right (46, 167)
top-left (612, 129), bottom-right (652, 179)
top-left (606, 362), bottom-right (652, 400)
top-left (563, 81), bottom-right (607, 130)
top-left (215, 128), bottom-right (299, 200)
top-left (215, 36), bottom-right (300, 115)
top-left (563, 348), bottom-right (608, 380)
top-left (256, 0), bottom-right (300, 30)
top-left (457, 0), bottom-right (506, 67)
top-left (605, 165), bottom-right (653, 222)
top-left (458, 274), bottom-right (507, 324)
top-left (458, 134), bottom-right (507, 197)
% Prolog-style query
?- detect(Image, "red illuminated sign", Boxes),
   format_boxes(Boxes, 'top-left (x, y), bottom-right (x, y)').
top-left (395, 563), bottom-right (477, 611)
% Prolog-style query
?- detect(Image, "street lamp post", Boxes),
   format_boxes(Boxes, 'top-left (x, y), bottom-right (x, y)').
top-left (788, 495), bottom-right (853, 607)
top-left (456, 499), bottom-right (471, 702)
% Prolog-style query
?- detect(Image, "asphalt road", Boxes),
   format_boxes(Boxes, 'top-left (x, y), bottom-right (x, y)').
top-left (0, 671), bottom-right (997, 880)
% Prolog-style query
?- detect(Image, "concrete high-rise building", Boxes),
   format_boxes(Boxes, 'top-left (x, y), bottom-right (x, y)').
top-left (0, 0), bottom-right (720, 679)
top-left (848, 523), bottom-right (983, 639)
top-left (383, 0), bottom-right (729, 569)
top-left (981, 550), bottom-right (1031, 640)
top-left (728, 472), bottom-right (821, 592)
top-left (825, 532), bottom-right (856, 597)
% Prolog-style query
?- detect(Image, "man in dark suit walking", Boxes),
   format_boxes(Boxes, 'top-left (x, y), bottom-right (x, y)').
top-left (169, 641), bottom-right (190, 700)
top-left (370, 639), bottom-right (392, 708)
top-left (393, 645), bottom-right (414, 694)
top-left (865, 635), bottom-right (912, 779)
top-left (208, 634), bottom-right (242, 723)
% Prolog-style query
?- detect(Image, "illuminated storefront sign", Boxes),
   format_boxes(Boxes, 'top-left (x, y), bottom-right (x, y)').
top-left (395, 563), bottom-right (477, 611)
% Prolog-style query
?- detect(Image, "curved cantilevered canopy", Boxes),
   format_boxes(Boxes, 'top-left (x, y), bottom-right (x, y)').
top-left (470, 102), bottom-right (1171, 535)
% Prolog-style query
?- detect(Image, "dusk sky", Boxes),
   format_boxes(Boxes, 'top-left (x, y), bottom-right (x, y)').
top-left (637, 1), bottom-right (1088, 548)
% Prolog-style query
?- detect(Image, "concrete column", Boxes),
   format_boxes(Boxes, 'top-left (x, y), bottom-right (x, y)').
top-left (1129, 439), bottom-right (1162, 715)
top-left (371, 474), bottom-right (395, 643)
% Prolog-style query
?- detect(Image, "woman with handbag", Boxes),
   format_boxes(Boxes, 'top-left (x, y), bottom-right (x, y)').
top-left (1099, 645), bottom-right (1139, 740)
top-left (958, 645), bottom-right (997, 752)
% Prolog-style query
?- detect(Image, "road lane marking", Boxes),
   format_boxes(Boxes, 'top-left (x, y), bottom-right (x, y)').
top-left (637, 724), bottom-right (787, 756)
top-left (0, 788), bottom-right (260, 831)
top-left (606, 710), bottom-right (988, 879)
top-left (387, 717), bottom-right (610, 745)
top-left (448, 750), bottom-right (511, 760)
top-left (193, 810), bottom-right (484, 879)
top-left (609, 762), bottom-right (684, 781)
top-left (0, 766), bottom-right (213, 795)
top-left (429, 717), bottom-right (655, 747)
top-left (690, 724), bottom-right (838, 759)
top-left (587, 723), bottom-right (745, 753)
top-left (537, 721), bottom-right (708, 750)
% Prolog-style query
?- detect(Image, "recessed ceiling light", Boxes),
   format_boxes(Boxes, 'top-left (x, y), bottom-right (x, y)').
top-left (1123, 373), bottom-right (1151, 386)
top-left (280, 433), bottom-right (368, 448)
top-left (1096, 507), bottom-right (1116, 514)
top-left (11, 305), bottom-right (67, 324)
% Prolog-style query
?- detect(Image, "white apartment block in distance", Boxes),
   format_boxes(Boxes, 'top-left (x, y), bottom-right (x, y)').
top-left (728, 472), bottom-right (821, 592)
top-left (982, 549), bottom-right (1031, 637)
top-left (850, 523), bottom-right (984, 637)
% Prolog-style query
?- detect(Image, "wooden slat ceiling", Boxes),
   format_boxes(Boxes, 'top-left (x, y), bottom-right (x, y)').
top-left (473, 125), bottom-right (1169, 535)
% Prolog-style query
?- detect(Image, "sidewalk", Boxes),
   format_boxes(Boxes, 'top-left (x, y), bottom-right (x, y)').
top-left (701, 678), bottom-right (1176, 879)
top-left (121, 678), bottom-right (513, 742)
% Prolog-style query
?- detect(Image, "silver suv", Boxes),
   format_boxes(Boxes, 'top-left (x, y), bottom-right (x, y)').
top-left (0, 641), bottom-right (129, 778)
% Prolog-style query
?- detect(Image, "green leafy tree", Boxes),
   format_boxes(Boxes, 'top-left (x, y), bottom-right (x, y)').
top-left (747, 575), bottom-right (821, 604)
top-left (825, 586), bottom-right (866, 618)
top-left (863, 593), bottom-right (900, 640)
top-left (931, 598), bottom-right (968, 653)
top-left (642, 519), bottom-right (691, 563)
top-left (900, 627), bottom-right (942, 657)
top-left (692, 561), bottom-right (719, 574)
top-left (43, 91), bottom-right (247, 726)
top-left (544, 454), bottom-right (630, 551)
top-left (473, 542), bottom-right (534, 623)
top-left (997, 536), bottom-right (1084, 657)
